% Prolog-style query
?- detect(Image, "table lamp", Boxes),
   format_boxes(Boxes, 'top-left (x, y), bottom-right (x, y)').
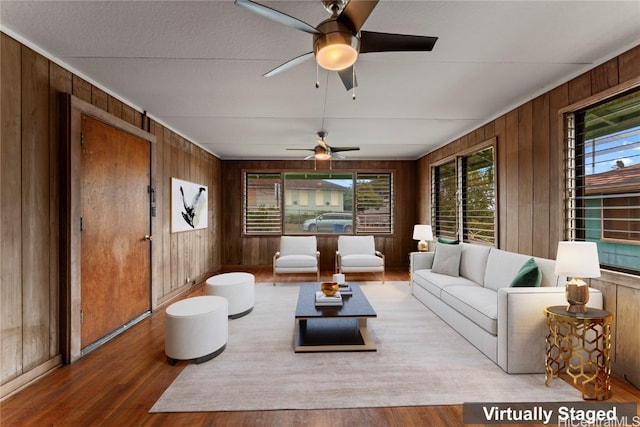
top-left (413, 225), bottom-right (433, 252)
top-left (554, 241), bottom-right (601, 313)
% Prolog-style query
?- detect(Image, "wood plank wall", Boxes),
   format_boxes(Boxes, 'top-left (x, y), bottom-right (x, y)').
top-left (0, 33), bottom-right (222, 396)
top-left (416, 44), bottom-right (640, 260)
top-left (221, 160), bottom-right (418, 271)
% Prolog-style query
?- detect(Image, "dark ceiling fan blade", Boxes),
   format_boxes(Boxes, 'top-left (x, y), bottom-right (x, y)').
top-left (360, 31), bottom-right (438, 53)
top-left (234, 0), bottom-right (320, 35)
top-left (337, 66), bottom-right (358, 91)
top-left (263, 52), bottom-right (314, 77)
top-left (330, 146), bottom-right (360, 153)
top-left (339, 0), bottom-right (379, 33)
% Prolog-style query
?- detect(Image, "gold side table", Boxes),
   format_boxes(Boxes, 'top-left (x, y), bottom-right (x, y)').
top-left (544, 305), bottom-right (613, 400)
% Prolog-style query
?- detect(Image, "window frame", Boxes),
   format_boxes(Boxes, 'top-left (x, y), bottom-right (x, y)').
top-left (431, 139), bottom-right (497, 245)
top-left (562, 83), bottom-right (640, 274)
top-left (242, 169), bottom-right (394, 236)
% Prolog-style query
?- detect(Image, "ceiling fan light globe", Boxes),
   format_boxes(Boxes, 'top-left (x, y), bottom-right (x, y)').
top-left (313, 20), bottom-right (360, 71)
top-left (316, 43), bottom-right (358, 70)
top-left (314, 152), bottom-right (332, 160)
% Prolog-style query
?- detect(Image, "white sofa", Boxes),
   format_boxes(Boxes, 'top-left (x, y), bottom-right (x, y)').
top-left (410, 242), bottom-right (603, 374)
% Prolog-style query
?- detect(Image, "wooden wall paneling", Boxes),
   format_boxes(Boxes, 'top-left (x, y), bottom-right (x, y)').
top-left (72, 75), bottom-right (91, 103)
top-left (107, 95), bottom-right (123, 119)
top-left (517, 103), bottom-right (534, 255)
top-left (503, 110), bottom-right (520, 252)
top-left (618, 44), bottom-right (640, 83)
top-left (21, 45), bottom-right (52, 371)
top-left (567, 71), bottom-right (592, 105)
top-left (493, 115), bottom-right (507, 249)
top-left (532, 93), bottom-right (551, 258)
top-left (91, 87), bottom-right (108, 112)
top-left (591, 58), bottom-right (619, 94)
top-left (48, 62), bottom-right (71, 357)
top-left (1, 33), bottom-right (24, 384)
top-left (169, 132), bottom-right (181, 291)
top-left (614, 285), bottom-right (640, 383)
top-left (161, 126), bottom-right (172, 296)
top-left (548, 83), bottom-right (569, 257)
top-left (120, 104), bottom-right (135, 126)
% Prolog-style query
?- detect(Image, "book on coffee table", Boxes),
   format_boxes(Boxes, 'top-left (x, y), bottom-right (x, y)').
top-left (315, 291), bottom-right (343, 306)
top-left (338, 284), bottom-right (352, 296)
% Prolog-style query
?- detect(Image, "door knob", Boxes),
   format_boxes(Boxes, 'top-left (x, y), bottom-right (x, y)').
top-left (144, 234), bottom-right (153, 241)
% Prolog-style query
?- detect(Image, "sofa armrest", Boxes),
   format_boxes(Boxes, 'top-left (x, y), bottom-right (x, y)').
top-left (496, 287), bottom-right (603, 373)
top-left (410, 252), bottom-right (434, 273)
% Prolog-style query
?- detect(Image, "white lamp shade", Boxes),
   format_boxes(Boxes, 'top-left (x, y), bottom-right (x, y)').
top-left (554, 241), bottom-right (601, 278)
top-left (413, 224), bottom-right (434, 241)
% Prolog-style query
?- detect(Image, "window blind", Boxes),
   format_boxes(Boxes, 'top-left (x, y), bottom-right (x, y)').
top-left (355, 172), bottom-right (393, 234)
top-left (566, 87), bottom-right (640, 273)
top-left (244, 173), bottom-right (282, 234)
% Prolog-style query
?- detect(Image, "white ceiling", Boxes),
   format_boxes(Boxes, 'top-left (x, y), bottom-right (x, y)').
top-left (2, 1), bottom-right (639, 160)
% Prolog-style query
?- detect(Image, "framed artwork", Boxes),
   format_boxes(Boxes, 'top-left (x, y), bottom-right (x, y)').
top-left (171, 177), bottom-right (208, 232)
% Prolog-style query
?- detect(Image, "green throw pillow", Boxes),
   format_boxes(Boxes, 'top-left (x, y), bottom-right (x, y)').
top-left (437, 237), bottom-right (460, 245)
top-left (510, 258), bottom-right (542, 287)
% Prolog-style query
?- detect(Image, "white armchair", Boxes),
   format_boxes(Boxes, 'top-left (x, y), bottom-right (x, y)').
top-left (336, 235), bottom-right (385, 283)
top-left (273, 236), bottom-right (320, 285)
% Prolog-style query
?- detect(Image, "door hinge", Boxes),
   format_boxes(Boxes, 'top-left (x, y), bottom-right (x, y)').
top-left (80, 217), bottom-right (83, 232)
top-left (80, 132), bottom-right (84, 146)
top-left (80, 308), bottom-right (84, 324)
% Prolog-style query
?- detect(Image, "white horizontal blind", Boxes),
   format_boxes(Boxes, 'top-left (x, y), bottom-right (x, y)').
top-left (566, 87), bottom-right (640, 273)
top-left (244, 173), bottom-right (282, 234)
top-left (355, 173), bottom-right (392, 234)
top-left (461, 147), bottom-right (496, 245)
top-left (432, 160), bottom-right (458, 240)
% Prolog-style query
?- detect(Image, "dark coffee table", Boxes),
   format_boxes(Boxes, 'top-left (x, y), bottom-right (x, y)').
top-left (294, 283), bottom-right (377, 352)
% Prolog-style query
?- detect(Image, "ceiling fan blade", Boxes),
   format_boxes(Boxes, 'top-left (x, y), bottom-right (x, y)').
top-left (331, 146), bottom-right (360, 153)
top-left (360, 31), bottom-right (438, 53)
top-left (331, 153), bottom-right (346, 160)
top-left (339, 0), bottom-right (379, 33)
top-left (263, 52), bottom-right (314, 77)
top-left (235, 0), bottom-right (320, 35)
top-left (337, 66), bottom-right (358, 91)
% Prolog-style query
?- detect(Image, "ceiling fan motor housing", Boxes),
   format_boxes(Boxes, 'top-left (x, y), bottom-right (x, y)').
top-left (313, 18), bottom-right (360, 71)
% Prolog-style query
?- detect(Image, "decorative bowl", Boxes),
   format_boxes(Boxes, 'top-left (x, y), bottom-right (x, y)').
top-left (321, 282), bottom-right (339, 297)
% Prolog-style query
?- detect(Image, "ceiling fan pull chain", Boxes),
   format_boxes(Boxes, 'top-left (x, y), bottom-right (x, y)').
top-left (352, 66), bottom-right (356, 100)
top-left (315, 62), bottom-right (320, 88)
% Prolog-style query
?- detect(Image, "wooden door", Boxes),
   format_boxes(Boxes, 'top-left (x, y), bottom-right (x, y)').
top-left (80, 114), bottom-right (151, 349)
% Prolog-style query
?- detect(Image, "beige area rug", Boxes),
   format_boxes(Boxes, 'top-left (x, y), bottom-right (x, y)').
top-left (151, 281), bottom-right (580, 412)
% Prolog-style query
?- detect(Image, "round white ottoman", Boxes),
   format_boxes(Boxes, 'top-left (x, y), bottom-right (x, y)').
top-left (165, 295), bottom-right (228, 365)
top-left (205, 272), bottom-right (255, 319)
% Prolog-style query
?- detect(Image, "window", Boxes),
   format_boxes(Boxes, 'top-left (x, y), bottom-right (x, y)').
top-left (432, 144), bottom-right (496, 245)
top-left (565, 87), bottom-right (640, 273)
top-left (243, 171), bottom-right (394, 235)
top-left (355, 173), bottom-right (393, 234)
top-left (244, 173), bottom-right (281, 234)
top-left (432, 160), bottom-right (457, 239)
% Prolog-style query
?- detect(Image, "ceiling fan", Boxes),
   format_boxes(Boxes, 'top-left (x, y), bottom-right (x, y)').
top-left (287, 131), bottom-right (360, 160)
top-left (235, 0), bottom-right (438, 91)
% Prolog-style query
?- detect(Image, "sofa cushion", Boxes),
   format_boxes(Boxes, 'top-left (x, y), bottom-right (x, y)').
top-left (340, 254), bottom-right (383, 268)
top-left (510, 258), bottom-right (542, 287)
top-left (413, 269), bottom-right (480, 299)
top-left (431, 243), bottom-right (462, 277)
top-left (338, 235), bottom-right (375, 256)
top-left (279, 236), bottom-right (317, 257)
top-left (441, 286), bottom-right (498, 335)
top-left (459, 243), bottom-right (491, 285)
top-left (275, 254), bottom-right (317, 269)
top-left (483, 249), bottom-right (535, 291)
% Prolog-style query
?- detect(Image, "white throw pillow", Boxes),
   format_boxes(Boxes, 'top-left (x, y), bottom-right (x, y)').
top-left (431, 243), bottom-right (462, 277)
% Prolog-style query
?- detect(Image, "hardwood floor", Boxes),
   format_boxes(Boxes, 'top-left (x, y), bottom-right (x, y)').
top-left (2, 268), bottom-right (639, 427)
